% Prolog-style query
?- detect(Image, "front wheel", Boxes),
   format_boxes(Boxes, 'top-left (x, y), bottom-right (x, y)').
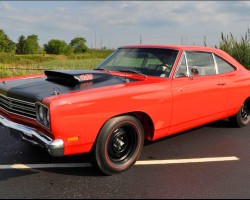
top-left (94, 115), bottom-right (144, 175)
top-left (229, 102), bottom-right (250, 127)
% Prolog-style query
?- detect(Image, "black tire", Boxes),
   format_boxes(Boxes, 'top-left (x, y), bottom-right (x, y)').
top-left (229, 102), bottom-right (250, 127)
top-left (94, 115), bottom-right (144, 175)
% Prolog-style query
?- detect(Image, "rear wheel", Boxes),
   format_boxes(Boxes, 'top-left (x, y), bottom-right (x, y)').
top-left (229, 102), bottom-right (250, 127)
top-left (94, 115), bottom-right (144, 175)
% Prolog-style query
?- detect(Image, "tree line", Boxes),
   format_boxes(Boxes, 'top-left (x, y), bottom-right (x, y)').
top-left (1, 28), bottom-right (250, 68)
top-left (0, 29), bottom-right (88, 55)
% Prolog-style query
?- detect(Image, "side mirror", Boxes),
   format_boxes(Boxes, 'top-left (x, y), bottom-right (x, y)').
top-left (190, 68), bottom-right (199, 79)
top-left (191, 68), bottom-right (199, 75)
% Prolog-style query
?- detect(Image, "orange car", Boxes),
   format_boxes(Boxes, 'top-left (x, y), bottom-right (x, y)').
top-left (1, 45), bottom-right (250, 175)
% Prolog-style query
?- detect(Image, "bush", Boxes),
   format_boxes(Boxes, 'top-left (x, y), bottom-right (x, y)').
top-left (218, 29), bottom-right (250, 69)
top-left (44, 39), bottom-right (68, 55)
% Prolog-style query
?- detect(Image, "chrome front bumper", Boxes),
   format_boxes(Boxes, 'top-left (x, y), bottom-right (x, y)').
top-left (0, 115), bottom-right (64, 157)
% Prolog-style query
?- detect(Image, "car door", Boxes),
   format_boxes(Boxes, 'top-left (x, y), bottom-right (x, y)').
top-left (170, 51), bottom-right (227, 131)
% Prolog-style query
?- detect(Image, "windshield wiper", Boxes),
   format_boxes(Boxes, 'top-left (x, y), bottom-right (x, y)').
top-left (94, 68), bottom-right (111, 73)
top-left (118, 69), bottom-right (147, 78)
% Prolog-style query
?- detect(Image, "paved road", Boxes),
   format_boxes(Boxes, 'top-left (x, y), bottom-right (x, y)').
top-left (0, 119), bottom-right (250, 199)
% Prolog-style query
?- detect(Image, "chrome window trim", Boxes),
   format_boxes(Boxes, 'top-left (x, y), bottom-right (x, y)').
top-left (184, 51), bottom-right (190, 77)
top-left (212, 53), bottom-right (219, 74)
top-left (173, 51), bottom-right (189, 78)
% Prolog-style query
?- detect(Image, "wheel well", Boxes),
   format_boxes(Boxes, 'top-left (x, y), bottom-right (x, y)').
top-left (117, 112), bottom-right (155, 141)
top-left (245, 97), bottom-right (250, 107)
top-left (91, 112), bottom-right (155, 155)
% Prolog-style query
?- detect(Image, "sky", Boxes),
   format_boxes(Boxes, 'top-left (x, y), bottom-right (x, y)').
top-left (0, 1), bottom-right (250, 49)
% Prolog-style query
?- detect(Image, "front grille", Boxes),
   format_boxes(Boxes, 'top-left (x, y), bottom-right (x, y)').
top-left (0, 94), bottom-right (36, 119)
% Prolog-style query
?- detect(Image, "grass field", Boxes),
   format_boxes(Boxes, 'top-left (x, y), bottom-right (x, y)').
top-left (0, 50), bottom-right (113, 78)
top-left (0, 59), bottom-right (103, 78)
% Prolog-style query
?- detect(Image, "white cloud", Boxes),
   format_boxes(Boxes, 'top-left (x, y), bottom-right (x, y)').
top-left (0, 1), bottom-right (249, 48)
top-left (0, 2), bottom-right (14, 12)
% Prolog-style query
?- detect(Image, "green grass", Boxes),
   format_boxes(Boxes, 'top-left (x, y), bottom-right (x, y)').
top-left (0, 69), bottom-right (35, 78)
top-left (0, 49), bottom-right (113, 78)
top-left (0, 59), bottom-right (103, 78)
top-left (0, 53), bottom-right (55, 65)
top-left (36, 59), bottom-right (103, 70)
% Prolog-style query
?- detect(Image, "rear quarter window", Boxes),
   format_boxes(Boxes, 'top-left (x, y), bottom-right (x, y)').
top-left (215, 55), bottom-right (236, 74)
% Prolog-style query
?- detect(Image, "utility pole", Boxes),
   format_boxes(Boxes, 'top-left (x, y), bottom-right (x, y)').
top-left (95, 31), bottom-right (96, 49)
top-left (204, 36), bottom-right (207, 47)
top-left (140, 35), bottom-right (142, 44)
top-left (100, 36), bottom-right (102, 49)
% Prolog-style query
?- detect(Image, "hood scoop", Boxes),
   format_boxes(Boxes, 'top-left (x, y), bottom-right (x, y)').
top-left (45, 70), bottom-right (113, 84)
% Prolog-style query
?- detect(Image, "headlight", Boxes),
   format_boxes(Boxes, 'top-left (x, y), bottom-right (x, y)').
top-left (43, 109), bottom-right (50, 127)
top-left (36, 103), bottom-right (50, 128)
top-left (38, 106), bottom-right (44, 120)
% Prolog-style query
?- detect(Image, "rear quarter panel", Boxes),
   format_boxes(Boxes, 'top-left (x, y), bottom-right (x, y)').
top-left (214, 49), bottom-right (250, 110)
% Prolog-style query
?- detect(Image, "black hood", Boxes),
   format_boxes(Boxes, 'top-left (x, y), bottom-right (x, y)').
top-left (0, 70), bottom-right (133, 103)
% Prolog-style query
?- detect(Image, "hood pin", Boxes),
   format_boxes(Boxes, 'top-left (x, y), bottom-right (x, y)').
top-left (52, 88), bottom-right (61, 95)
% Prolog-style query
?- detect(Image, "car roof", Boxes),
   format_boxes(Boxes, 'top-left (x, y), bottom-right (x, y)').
top-left (119, 44), bottom-right (223, 53)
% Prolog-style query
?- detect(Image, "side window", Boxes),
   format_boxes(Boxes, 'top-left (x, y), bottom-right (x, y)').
top-left (175, 54), bottom-right (188, 78)
top-left (215, 55), bottom-right (236, 74)
top-left (186, 52), bottom-right (216, 76)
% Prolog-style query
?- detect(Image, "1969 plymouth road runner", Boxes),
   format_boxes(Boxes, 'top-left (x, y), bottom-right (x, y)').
top-left (1, 45), bottom-right (250, 175)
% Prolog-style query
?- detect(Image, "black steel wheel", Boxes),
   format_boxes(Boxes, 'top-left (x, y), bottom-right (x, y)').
top-left (229, 102), bottom-right (250, 127)
top-left (94, 115), bottom-right (144, 175)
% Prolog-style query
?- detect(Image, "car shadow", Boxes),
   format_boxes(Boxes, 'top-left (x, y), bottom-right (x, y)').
top-left (144, 118), bottom-right (237, 147)
top-left (204, 119), bottom-right (237, 128)
top-left (0, 119), bottom-right (239, 179)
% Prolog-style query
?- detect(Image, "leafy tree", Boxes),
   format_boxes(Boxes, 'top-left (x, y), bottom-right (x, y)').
top-left (44, 39), bottom-right (68, 55)
top-left (70, 37), bottom-right (88, 54)
top-left (0, 29), bottom-right (16, 53)
top-left (64, 45), bottom-right (74, 56)
top-left (16, 35), bottom-right (26, 54)
top-left (24, 34), bottom-right (39, 54)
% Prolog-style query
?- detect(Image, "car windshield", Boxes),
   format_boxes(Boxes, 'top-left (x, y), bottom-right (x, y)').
top-left (95, 48), bottom-right (179, 78)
